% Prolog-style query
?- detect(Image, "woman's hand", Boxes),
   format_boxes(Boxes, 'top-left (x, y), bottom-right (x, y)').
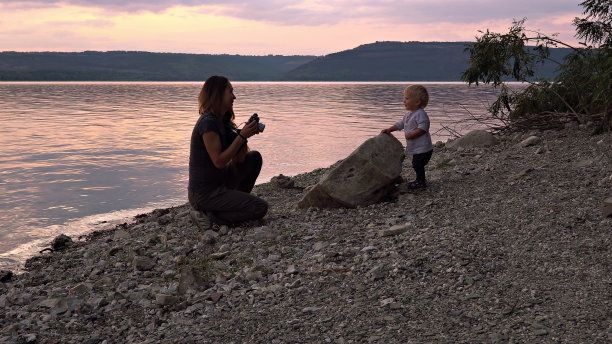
top-left (241, 120), bottom-right (259, 139)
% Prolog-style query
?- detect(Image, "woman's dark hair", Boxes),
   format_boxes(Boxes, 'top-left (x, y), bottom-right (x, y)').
top-left (198, 75), bottom-right (236, 129)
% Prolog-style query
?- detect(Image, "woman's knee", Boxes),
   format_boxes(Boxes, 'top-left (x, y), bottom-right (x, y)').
top-left (246, 150), bottom-right (262, 167)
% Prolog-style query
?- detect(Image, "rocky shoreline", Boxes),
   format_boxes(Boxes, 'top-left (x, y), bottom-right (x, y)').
top-left (1, 127), bottom-right (611, 343)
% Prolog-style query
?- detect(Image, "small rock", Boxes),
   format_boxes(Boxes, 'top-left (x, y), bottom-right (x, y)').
top-left (0, 295), bottom-right (8, 308)
top-left (0, 270), bottom-right (12, 282)
top-left (244, 270), bottom-right (263, 281)
top-left (202, 230), bottom-right (219, 244)
top-left (155, 294), bottom-right (179, 306)
top-left (157, 214), bottom-right (172, 225)
top-left (302, 307), bottom-right (321, 313)
top-left (534, 328), bottom-right (549, 336)
top-left (252, 226), bottom-right (279, 242)
top-left (380, 298), bottom-right (395, 307)
top-left (378, 224), bottom-right (410, 237)
top-left (218, 225), bottom-right (229, 236)
top-left (287, 279), bottom-right (302, 289)
top-left (113, 229), bottom-right (130, 240)
top-left (271, 174), bottom-right (295, 188)
top-left (313, 241), bottom-right (329, 251)
top-left (209, 292), bottom-right (223, 303)
top-left (70, 283), bottom-right (91, 295)
top-left (178, 265), bottom-right (209, 295)
top-left (39, 297), bottom-right (69, 314)
top-left (87, 297), bottom-right (108, 308)
top-left (572, 159), bottom-right (593, 168)
top-left (210, 251), bottom-right (230, 260)
top-left (51, 234), bottom-right (72, 251)
top-left (108, 246), bottom-right (123, 256)
top-left (22, 333), bottom-right (37, 343)
top-left (361, 246), bottom-right (377, 252)
top-left (286, 265), bottom-right (300, 274)
top-left (519, 136), bottom-right (540, 147)
top-left (133, 256), bottom-right (156, 271)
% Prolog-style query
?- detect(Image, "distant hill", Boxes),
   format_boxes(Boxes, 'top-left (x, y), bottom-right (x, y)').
top-left (282, 41), bottom-right (572, 81)
top-left (0, 42), bottom-right (572, 81)
top-left (0, 51), bottom-right (316, 81)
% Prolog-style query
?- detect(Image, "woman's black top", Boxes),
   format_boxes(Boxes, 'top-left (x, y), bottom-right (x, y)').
top-left (188, 111), bottom-right (235, 194)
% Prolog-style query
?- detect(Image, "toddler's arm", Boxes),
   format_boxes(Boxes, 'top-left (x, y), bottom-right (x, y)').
top-left (381, 124), bottom-right (399, 134)
top-left (405, 128), bottom-right (426, 140)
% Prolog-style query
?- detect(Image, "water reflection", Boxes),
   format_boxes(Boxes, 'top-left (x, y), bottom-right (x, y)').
top-left (0, 81), bottom-right (503, 269)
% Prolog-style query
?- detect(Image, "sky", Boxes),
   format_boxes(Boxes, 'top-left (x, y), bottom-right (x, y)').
top-left (0, 0), bottom-right (585, 55)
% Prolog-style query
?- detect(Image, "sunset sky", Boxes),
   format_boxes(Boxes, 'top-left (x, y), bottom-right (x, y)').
top-left (0, 0), bottom-right (584, 55)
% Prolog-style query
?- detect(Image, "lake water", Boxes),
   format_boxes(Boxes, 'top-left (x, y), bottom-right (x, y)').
top-left (0, 81), bottom-right (502, 270)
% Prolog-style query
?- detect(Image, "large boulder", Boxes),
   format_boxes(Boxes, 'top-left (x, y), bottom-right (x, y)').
top-left (446, 130), bottom-right (498, 149)
top-left (298, 133), bottom-right (404, 209)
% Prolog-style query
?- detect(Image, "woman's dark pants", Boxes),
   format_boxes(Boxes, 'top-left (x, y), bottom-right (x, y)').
top-left (188, 151), bottom-right (268, 226)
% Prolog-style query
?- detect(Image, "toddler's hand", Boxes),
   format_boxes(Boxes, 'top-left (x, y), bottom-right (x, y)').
top-left (381, 128), bottom-right (391, 134)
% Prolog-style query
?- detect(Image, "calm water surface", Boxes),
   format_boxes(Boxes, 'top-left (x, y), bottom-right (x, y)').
top-left (0, 82), bottom-right (502, 270)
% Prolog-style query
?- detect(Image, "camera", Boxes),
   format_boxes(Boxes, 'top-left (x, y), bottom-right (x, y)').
top-left (248, 113), bottom-right (265, 132)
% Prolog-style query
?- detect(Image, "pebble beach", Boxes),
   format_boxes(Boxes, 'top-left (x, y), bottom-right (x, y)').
top-left (1, 126), bottom-right (611, 343)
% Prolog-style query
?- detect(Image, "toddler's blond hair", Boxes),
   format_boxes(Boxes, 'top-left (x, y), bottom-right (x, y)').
top-left (403, 85), bottom-right (429, 108)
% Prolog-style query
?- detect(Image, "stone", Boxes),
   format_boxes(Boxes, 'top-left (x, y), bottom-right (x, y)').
top-left (313, 241), bottom-right (329, 251)
top-left (252, 226), bottom-right (279, 241)
top-left (108, 246), bottom-right (123, 256)
top-left (178, 265), bottom-right (209, 295)
top-left (209, 292), bottom-right (223, 303)
top-left (87, 297), bottom-right (108, 308)
top-left (155, 294), bottom-right (179, 306)
top-left (113, 229), bottom-right (130, 240)
top-left (286, 265), bottom-right (300, 274)
top-left (22, 333), bottom-right (37, 343)
top-left (157, 214), bottom-right (172, 225)
top-left (51, 234), bottom-right (72, 251)
top-left (218, 225), bottom-right (229, 236)
top-left (572, 159), bottom-right (593, 168)
top-left (519, 136), bottom-right (540, 147)
top-left (445, 130), bottom-right (498, 149)
top-left (0, 295), bottom-right (8, 308)
top-left (39, 297), bottom-right (69, 314)
top-left (302, 307), bottom-right (321, 313)
top-left (361, 246), bottom-right (377, 252)
top-left (202, 230), bottom-right (219, 244)
top-left (244, 270), bottom-right (263, 281)
top-left (380, 298), bottom-right (395, 307)
top-left (0, 270), bottom-right (12, 282)
top-left (298, 133), bottom-right (404, 209)
top-left (70, 283), bottom-right (91, 295)
top-left (603, 197), bottom-right (612, 218)
top-left (210, 251), bottom-right (230, 260)
top-left (378, 224), bottom-right (410, 237)
top-left (133, 256), bottom-right (156, 271)
top-left (270, 174), bottom-right (295, 188)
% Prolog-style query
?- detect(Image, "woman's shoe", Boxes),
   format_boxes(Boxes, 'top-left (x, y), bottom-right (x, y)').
top-left (190, 210), bottom-right (212, 231)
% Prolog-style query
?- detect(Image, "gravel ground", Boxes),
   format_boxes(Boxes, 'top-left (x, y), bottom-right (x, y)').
top-left (1, 127), bottom-right (610, 343)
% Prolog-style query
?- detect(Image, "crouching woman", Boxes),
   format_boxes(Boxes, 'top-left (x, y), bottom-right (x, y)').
top-left (188, 75), bottom-right (268, 229)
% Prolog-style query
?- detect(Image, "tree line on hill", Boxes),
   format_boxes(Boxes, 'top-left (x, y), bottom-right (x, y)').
top-left (0, 42), bottom-right (570, 81)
